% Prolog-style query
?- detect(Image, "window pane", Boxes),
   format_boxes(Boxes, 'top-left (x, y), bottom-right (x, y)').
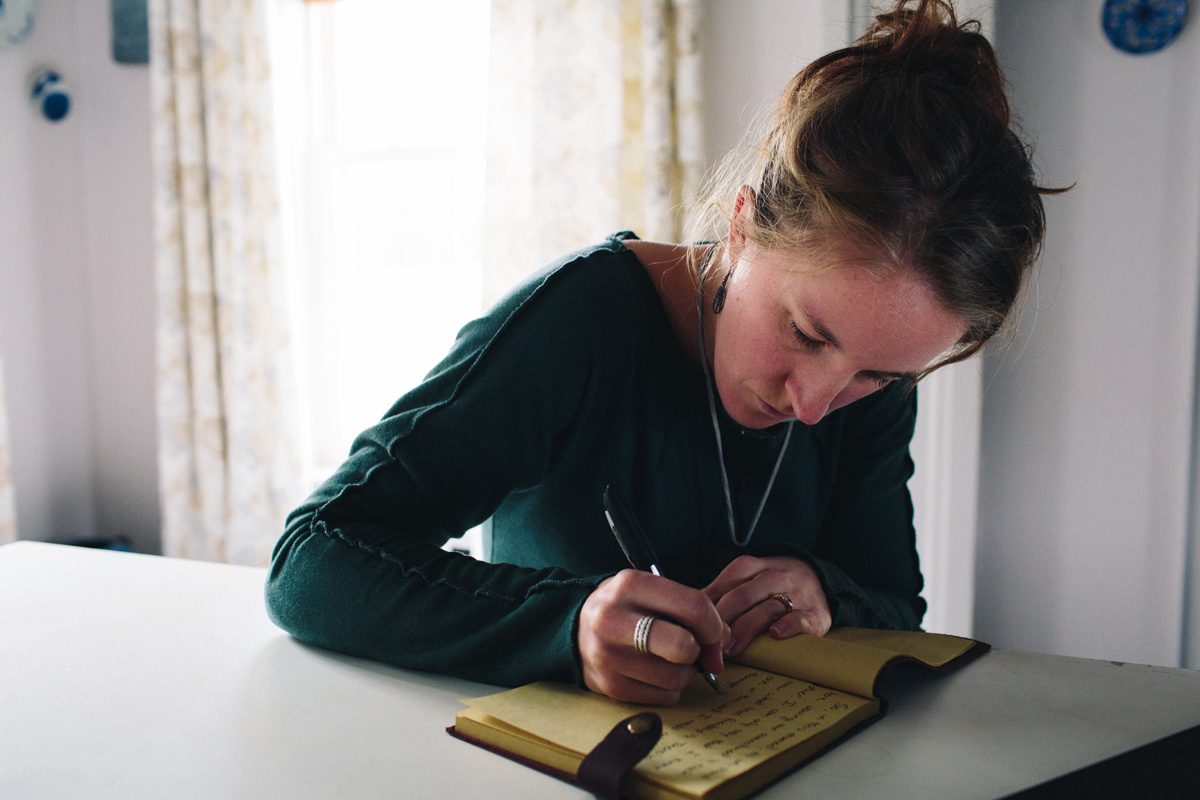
top-left (270, 0), bottom-right (491, 483)
top-left (330, 155), bottom-right (485, 269)
top-left (329, 0), bottom-right (491, 152)
top-left (322, 257), bottom-right (482, 460)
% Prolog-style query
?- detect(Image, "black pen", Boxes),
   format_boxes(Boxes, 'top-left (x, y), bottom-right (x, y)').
top-left (603, 485), bottom-right (722, 694)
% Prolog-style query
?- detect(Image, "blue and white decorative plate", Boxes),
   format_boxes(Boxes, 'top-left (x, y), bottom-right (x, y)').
top-left (0, 0), bottom-right (37, 50)
top-left (1103, 0), bottom-right (1188, 54)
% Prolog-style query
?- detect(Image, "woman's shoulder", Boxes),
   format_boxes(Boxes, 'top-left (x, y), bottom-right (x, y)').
top-left (454, 233), bottom-right (663, 355)
top-left (409, 234), bottom-right (668, 402)
top-left (493, 232), bottom-right (654, 321)
top-left (367, 234), bottom-right (668, 447)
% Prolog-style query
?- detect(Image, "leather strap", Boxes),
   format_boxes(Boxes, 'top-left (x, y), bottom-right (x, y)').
top-left (576, 712), bottom-right (663, 799)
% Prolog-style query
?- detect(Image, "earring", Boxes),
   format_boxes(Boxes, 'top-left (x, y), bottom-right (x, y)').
top-left (712, 269), bottom-right (733, 314)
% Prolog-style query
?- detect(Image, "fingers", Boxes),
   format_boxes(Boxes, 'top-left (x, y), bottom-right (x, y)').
top-left (596, 570), bottom-right (727, 647)
top-left (586, 671), bottom-right (685, 706)
top-left (632, 614), bottom-right (704, 665)
top-left (722, 587), bottom-right (791, 657)
top-left (697, 641), bottom-right (726, 677)
top-left (703, 555), bottom-right (832, 656)
top-left (584, 632), bottom-right (696, 696)
top-left (578, 570), bottom-right (730, 706)
top-left (703, 554), bottom-right (770, 604)
top-left (768, 607), bottom-right (831, 639)
top-left (712, 567), bottom-right (792, 632)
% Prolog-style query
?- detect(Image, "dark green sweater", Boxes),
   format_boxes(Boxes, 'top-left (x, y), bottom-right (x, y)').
top-left (266, 233), bottom-right (925, 688)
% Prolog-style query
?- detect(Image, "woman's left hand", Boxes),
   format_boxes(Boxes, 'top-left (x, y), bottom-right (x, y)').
top-left (702, 555), bottom-right (831, 657)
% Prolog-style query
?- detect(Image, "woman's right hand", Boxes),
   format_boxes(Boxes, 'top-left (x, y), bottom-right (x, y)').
top-left (577, 570), bottom-right (730, 705)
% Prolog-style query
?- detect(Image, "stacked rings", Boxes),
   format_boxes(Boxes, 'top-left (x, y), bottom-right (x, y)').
top-left (634, 615), bottom-right (655, 654)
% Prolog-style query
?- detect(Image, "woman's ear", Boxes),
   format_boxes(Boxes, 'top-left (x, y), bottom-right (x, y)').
top-left (728, 185), bottom-right (757, 260)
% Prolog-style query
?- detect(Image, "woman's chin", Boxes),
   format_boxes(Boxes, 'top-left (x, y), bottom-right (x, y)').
top-left (721, 394), bottom-right (794, 430)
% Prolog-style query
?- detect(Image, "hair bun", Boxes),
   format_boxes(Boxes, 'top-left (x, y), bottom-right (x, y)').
top-left (860, 0), bottom-right (1009, 126)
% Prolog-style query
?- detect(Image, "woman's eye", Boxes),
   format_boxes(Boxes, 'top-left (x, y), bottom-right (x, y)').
top-left (869, 374), bottom-right (894, 390)
top-left (790, 322), bottom-right (825, 351)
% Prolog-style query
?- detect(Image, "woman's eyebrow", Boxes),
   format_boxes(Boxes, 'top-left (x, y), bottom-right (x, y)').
top-left (805, 308), bottom-right (919, 382)
top-left (803, 310), bottom-right (842, 349)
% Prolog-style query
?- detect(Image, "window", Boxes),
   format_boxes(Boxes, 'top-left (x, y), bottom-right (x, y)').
top-left (269, 0), bottom-right (491, 554)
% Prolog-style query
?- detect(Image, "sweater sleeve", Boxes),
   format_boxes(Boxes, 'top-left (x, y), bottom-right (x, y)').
top-left (802, 383), bottom-right (926, 630)
top-left (265, 256), bottom-right (624, 688)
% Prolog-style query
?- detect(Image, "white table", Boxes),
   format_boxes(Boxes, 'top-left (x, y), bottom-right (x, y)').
top-left (1, 541), bottom-right (1197, 799)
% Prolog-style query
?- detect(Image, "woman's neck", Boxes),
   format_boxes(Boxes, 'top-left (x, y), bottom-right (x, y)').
top-left (624, 239), bottom-right (719, 369)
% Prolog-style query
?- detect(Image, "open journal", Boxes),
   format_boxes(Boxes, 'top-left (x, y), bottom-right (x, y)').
top-left (450, 628), bottom-right (989, 800)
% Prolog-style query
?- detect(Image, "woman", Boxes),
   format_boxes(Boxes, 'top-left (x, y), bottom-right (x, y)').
top-left (266, 0), bottom-right (1051, 706)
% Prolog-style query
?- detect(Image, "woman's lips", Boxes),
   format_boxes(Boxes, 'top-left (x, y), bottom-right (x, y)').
top-left (759, 397), bottom-right (794, 421)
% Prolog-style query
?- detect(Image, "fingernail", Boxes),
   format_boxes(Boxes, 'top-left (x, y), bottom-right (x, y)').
top-left (770, 626), bottom-right (782, 637)
top-left (724, 636), bottom-right (737, 655)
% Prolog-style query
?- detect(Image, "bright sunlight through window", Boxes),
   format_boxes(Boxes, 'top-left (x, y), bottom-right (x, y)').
top-left (270, 0), bottom-right (491, 555)
top-left (271, 0), bottom-right (490, 483)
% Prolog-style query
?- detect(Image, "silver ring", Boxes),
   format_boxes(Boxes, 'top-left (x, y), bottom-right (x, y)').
top-left (634, 615), bottom-right (655, 654)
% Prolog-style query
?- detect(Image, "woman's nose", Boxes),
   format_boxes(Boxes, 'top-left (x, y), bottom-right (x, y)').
top-left (785, 370), bottom-right (848, 425)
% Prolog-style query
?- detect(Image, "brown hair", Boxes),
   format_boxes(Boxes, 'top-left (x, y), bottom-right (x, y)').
top-left (692, 0), bottom-right (1064, 375)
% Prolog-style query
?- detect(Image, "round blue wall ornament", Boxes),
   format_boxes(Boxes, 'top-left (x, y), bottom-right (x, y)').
top-left (31, 70), bottom-right (70, 122)
top-left (1103, 0), bottom-right (1188, 54)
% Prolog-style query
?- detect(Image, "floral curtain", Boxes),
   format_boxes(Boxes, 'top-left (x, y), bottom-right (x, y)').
top-left (483, 0), bottom-right (703, 304)
top-left (149, 0), bottom-right (301, 565)
top-left (0, 336), bottom-right (16, 544)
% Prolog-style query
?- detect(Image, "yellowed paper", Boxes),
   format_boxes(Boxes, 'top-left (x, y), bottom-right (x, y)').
top-left (460, 663), bottom-right (878, 799)
top-left (824, 627), bottom-right (976, 663)
top-left (737, 628), bottom-right (977, 698)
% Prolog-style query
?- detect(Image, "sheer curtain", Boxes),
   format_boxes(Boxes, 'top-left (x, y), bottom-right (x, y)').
top-left (483, 0), bottom-right (703, 304)
top-left (0, 336), bottom-right (15, 544)
top-left (149, 0), bottom-right (301, 565)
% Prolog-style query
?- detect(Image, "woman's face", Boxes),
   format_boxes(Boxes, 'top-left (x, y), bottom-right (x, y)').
top-left (710, 220), bottom-right (966, 429)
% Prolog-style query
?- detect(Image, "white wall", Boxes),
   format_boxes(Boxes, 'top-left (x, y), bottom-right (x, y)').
top-left (978, 0), bottom-right (1199, 668)
top-left (700, 1), bottom-right (829, 167)
top-left (0, 1), bottom-right (158, 553)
